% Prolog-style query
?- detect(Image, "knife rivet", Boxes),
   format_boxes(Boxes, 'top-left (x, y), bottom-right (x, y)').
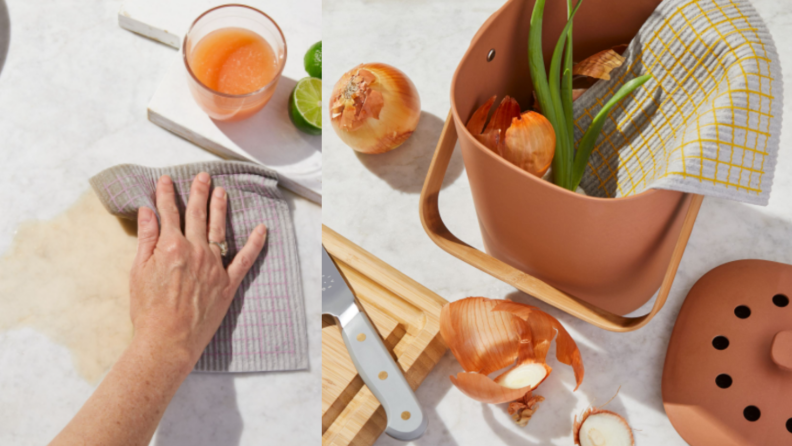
top-left (357, 333), bottom-right (366, 342)
top-left (401, 411), bottom-right (411, 420)
top-left (378, 371), bottom-right (388, 380)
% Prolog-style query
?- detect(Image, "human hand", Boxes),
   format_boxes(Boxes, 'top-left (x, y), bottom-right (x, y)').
top-left (129, 172), bottom-right (267, 368)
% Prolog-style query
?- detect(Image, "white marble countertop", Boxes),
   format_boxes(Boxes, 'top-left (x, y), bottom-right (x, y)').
top-left (323, 0), bottom-right (792, 444)
top-left (0, 1), bottom-right (320, 445)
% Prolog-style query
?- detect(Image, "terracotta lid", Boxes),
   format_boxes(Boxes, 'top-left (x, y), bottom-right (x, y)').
top-left (663, 260), bottom-right (792, 445)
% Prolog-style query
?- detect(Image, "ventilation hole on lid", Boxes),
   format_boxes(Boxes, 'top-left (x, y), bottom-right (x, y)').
top-left (735, 305), bottom-right (751, 319)
top-left (487, 49), bottom-right (496, 62)
top-left (786, 418), bottom-right (792, 433)
top-left (773, 294), bottom-right (789, 307)
top-left (712, 336), bottom-right (730, 350)
top-left (744, 406), bottom-right (761, 422)
top-left (715, 374), bottom-right (732, 389)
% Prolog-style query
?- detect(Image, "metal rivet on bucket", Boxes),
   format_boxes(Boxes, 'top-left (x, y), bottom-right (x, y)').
top-left (487, 49), bottom-right (495, 62)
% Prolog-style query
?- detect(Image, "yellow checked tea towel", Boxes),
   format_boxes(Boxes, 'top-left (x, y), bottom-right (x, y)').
top-left (574, 0), bottom-right (782, 205)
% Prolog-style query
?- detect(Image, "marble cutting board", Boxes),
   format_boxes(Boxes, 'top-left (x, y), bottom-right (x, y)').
top-left (120, 0), bottom-right (322, 203)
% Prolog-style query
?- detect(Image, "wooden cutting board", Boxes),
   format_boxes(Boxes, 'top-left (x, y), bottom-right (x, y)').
top-left (322, 226), bottom-right (447, 446)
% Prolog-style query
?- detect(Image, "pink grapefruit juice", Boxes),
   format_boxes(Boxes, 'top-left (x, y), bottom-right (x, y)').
top-left (186, 26), bottom-right (283, 120)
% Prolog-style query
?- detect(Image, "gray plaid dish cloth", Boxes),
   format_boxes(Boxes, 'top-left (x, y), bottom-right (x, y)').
top-left (90, 161), bottom-right (308, 372)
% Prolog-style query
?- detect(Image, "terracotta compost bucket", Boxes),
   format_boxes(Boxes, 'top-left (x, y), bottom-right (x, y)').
top-left (419, 0), bottom-right (705, 331)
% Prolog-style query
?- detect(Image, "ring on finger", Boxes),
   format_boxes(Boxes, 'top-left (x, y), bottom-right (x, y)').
top-left (209, 240), bottom-right (228, 257)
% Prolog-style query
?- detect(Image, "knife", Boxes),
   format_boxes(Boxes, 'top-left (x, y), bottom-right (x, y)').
top-left (322, 246), bottom-right (427, 441)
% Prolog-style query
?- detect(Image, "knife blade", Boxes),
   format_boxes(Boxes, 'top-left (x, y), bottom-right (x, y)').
top-left (322, 246), bottom-right (427, 441)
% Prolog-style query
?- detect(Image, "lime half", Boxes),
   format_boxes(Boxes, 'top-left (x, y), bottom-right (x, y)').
top-left (304, 41), bottom-right (322, 79)
top-left (289, 77), bottom-right (322, 135)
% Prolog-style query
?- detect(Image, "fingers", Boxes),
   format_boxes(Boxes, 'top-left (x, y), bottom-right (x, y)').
top-left (156, 175), bottom-right (181, 234)
top-left (185, 172), bottom-right (211, 244)
top-left (207, 187), bottom-right (227, 257)
top-left (134, 207), bottom-right (159, 266)
top-left (227, 224), bottom-right (267, 289)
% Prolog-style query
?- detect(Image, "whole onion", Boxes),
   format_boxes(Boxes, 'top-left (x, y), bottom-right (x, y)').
top-left (330, 63), bottom-right (421, 154)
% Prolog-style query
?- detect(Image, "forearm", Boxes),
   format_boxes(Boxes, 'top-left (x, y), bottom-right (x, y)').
top-left (50, 335), bottom-right (194, 446)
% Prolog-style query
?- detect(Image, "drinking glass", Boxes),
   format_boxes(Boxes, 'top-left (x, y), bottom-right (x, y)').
top-left (183, 5), bottom-right (287, 122)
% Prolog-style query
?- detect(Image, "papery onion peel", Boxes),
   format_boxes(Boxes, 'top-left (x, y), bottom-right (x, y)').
top-left (535, 45), bottom-right (629, 109)
top-left (465, 95), bottom-right (521, 155)
top-left (449, 371), bottom-right (534, 404)
top-left (330, 63), bottom-right (421, 154)
top-left (466, 97), bottom-right (556, 178)
top-left (503, 111), bottom-right (556, 177)
top-left (440, 297), bottom-right (585, 408)
top-left (493, 300), bottom-right (584, 389)
top-left (508, 393), bottom-right (545, 427)
top-left (440, 297), bottom-right (523, 376)
top-left (572, 49), bottom-right (626, 81)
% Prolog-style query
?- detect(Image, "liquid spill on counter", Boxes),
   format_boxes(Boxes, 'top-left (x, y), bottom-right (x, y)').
top-left (0, 191), bottom-right (137, 383)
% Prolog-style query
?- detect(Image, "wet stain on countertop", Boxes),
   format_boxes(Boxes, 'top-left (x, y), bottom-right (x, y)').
top-left (0, 190), bottom-right (137, 383)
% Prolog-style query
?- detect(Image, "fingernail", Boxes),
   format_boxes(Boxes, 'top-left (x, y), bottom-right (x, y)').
top-left (214, 187), bottom-right (226, 199)
top-left (160, 175), bottom-right (172, 185)
top-left (197, 172), bottom-right (210, 184)
top-left (256, 225), bottom-right (267, 236)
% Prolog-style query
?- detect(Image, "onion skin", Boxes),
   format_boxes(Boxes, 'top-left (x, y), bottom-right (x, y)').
top-left (481, 96), bottom-right (521, 154)
top-left (440, 297), bottom-right (585, 407)
top-left (439, 297), bottom-right (523, 376)
top-left (493, 300), bottom-right (585, 390)
top-left (572, 49), bottom-right (626, 81)
top-left (450, 371), bottom-right (533, 404)
top-left (330, 63), bottom-right (421, 154)
top-left (466, 98), bottom-right (556, 177)
top-left (465, 95), bottom-right (521, 155)
top-left (465, 96), bottom-right (495, 138)
top-left (508, 393), bottom-right (544, 427)
top-left (503, 111), bottom-right (556, 177)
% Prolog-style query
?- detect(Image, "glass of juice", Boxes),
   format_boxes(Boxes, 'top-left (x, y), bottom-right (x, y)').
top-left (183, 5), bottom-right (287, 122)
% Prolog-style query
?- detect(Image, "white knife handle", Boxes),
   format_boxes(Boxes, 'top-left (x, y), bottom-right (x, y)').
top-left (341, 311), bottom-right (427, 441)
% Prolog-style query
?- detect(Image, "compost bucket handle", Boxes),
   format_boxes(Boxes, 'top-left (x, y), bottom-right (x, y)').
top-left (419, 111), bottom-right (704, 332)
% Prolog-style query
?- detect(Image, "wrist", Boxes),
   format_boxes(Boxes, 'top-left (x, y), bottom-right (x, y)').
top-left (129, 331), bottom-right (196, 379)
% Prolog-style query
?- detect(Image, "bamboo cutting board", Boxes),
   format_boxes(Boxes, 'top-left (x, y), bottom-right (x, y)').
top-left (322, 226), bottom-right (447, 446)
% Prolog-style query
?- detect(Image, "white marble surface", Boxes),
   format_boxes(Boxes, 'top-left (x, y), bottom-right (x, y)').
top-left (323, 0), bottom-right (792, 445)
top-left (0, 1), bottom-right (320, 445)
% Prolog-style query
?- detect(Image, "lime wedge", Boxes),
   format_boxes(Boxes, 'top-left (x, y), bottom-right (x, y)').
top-left (304, 41), bottom-right (322, 79)
top-left (289, 77), bottom-right (322, 135)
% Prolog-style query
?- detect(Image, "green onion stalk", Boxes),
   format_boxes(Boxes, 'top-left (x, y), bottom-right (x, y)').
top-left (529, 0), bottom-right (652, 191)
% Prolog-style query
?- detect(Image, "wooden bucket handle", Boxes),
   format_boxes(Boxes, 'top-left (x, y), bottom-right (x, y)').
top-left (419, 111), bottom-right (704, 332)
